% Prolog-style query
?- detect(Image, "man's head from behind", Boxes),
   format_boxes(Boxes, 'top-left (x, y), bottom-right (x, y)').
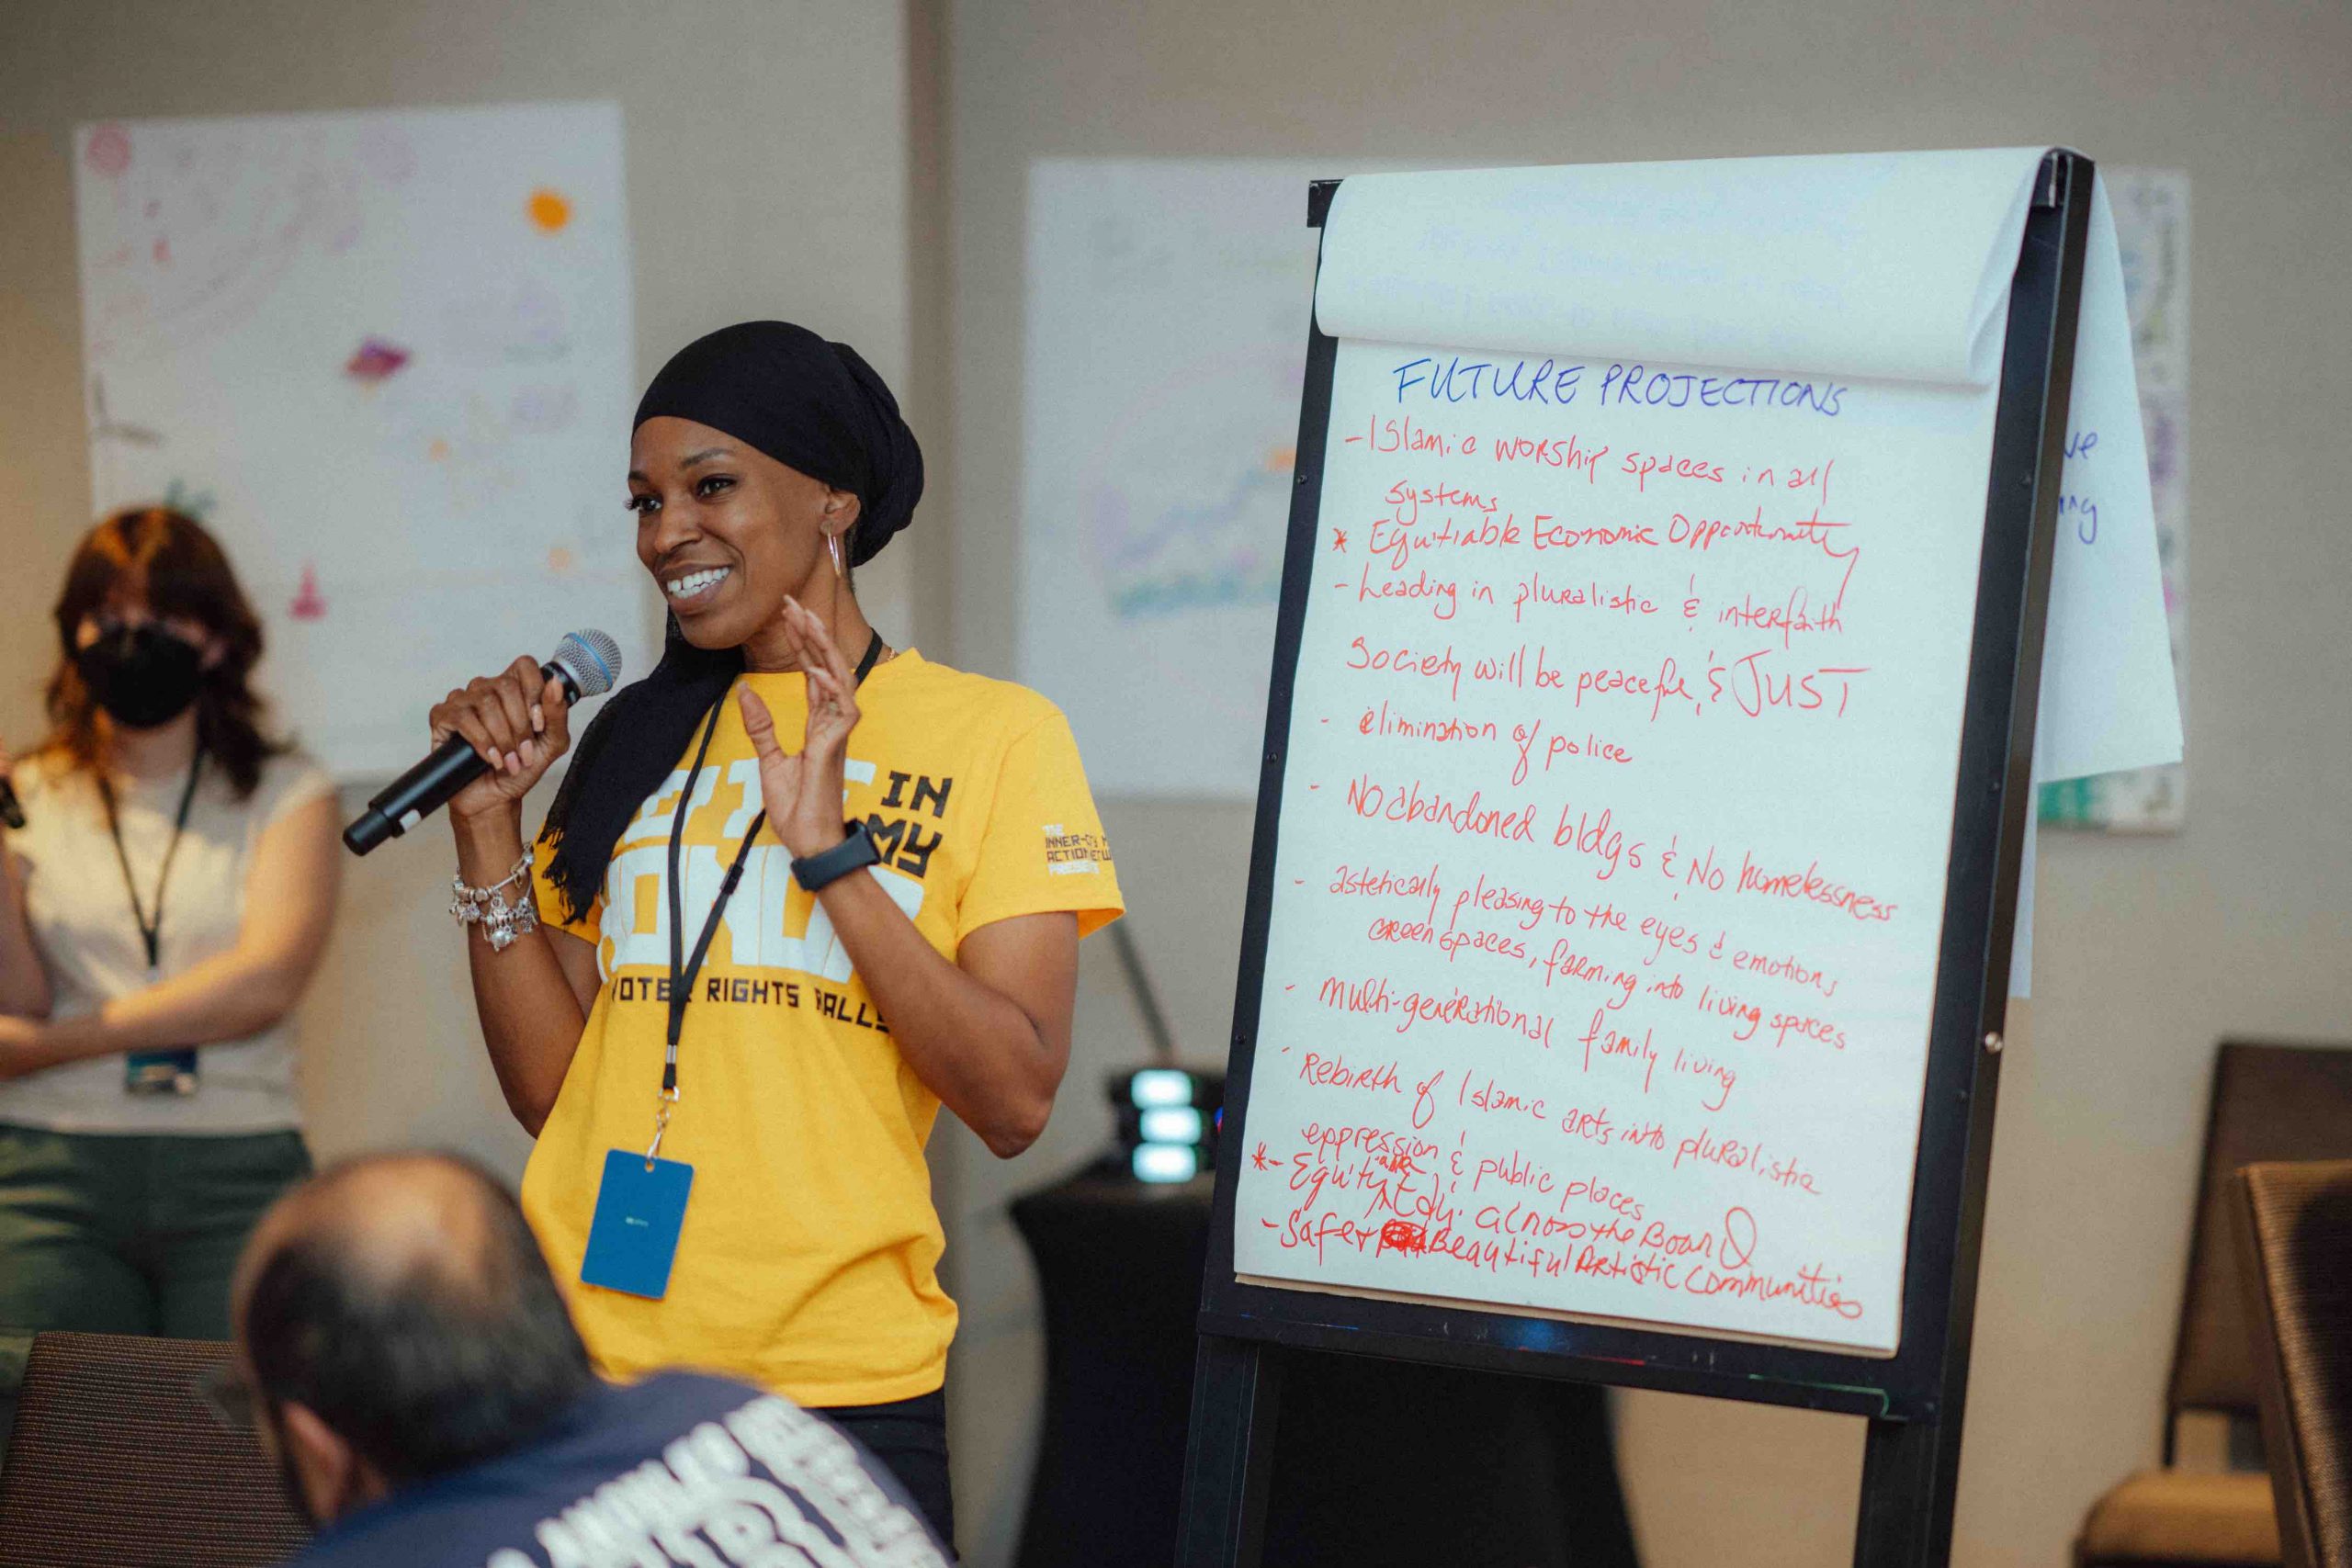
top-left (230, 1152), bottom-right (596, 1527)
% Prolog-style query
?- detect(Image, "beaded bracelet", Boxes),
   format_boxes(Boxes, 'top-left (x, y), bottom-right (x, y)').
top-left (450, 852), bottom-right (540, 952)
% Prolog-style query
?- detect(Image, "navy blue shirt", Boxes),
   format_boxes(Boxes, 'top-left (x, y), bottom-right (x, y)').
top-left (291, 1371), bottom-right (947, 1568)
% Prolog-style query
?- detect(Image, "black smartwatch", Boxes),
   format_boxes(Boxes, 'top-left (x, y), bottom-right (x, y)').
top-left (791, 821), bottom-right (882, 891)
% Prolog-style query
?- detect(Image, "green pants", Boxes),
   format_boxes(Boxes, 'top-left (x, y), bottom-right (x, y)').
top-left (0, 1123), bottom-right (311, 1341)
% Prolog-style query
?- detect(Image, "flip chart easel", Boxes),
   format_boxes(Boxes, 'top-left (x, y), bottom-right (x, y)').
top-left (1178, 150), bottom-right (2093, 1568)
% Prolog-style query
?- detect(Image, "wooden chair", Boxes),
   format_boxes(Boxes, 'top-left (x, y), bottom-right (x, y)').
top-left (0, 1331), bottom-right (311, 1568)
top-left (2075, 1042), bottom-right (2352, 1568)
top-left (2233, 1161), bottom-right (2352, 1568)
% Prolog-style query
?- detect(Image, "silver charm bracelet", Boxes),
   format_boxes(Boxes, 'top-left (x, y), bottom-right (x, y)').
top-left (451, 852), bottom-right (540, 952)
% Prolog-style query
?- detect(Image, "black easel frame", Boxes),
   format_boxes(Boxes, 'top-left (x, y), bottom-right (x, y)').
top-left (1178, 149), bottom-right (2094, 1568)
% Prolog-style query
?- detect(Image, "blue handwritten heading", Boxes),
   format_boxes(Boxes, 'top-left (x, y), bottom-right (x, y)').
top-left (1391, 356), bottom-right (1582, 405)
top-left (1390, 355), bottom-right (1847, 418)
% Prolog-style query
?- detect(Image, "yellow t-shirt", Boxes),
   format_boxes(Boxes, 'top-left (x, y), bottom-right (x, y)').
top-left (525, 650), bottom-right (1123, 1406)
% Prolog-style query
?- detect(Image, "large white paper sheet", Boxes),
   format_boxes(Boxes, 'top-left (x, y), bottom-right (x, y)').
top-left (2038, 175), bottom-right (2186, 784)
top-left (2040, 170), bottom-right (2189, 830)
top-left (1232, 150), bottom-right (2176, 1348)
top-left (76, 102), bottom-right (649, 780)
top-left (1018, 159), bottom-right (1337, 798)
top-left (2015, 174), bottom-right (2190, 994)
top-left (1230, 339), bottom-right (2000, 1352)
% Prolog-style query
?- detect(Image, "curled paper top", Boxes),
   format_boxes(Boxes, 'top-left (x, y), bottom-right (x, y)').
top-left (1315, 148), bottom-right (2052, 387)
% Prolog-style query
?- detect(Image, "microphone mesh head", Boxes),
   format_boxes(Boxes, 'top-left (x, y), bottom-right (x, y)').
top-left (549, 629), bottom-right (623, 698)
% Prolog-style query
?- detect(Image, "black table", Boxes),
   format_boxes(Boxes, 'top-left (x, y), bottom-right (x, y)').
top-left (1011, 1164), bottom-right (1642, 1567)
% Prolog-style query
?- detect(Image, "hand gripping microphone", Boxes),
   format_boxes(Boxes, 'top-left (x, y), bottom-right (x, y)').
top-left (343, 629), bottom-right (622, 856)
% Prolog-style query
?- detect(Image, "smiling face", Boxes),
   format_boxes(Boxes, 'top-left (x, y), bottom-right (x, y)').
top-left (628, 416), bottom-right (861, 663)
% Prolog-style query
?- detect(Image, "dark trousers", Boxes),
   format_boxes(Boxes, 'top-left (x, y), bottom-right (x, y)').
top-left (0, 1122), bottom-right (311, 1475)
top-left (824, 1386), bottom-right (955, 1556)
top-left (0, 1123), bottom-right (311, 1337)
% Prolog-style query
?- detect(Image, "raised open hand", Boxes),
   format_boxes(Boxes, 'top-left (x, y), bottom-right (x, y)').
top-left (739, 597), bottom-right (866, 859)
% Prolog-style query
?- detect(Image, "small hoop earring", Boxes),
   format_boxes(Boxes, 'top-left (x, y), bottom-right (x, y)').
top-left (828, 534), bottom-right (845, 580)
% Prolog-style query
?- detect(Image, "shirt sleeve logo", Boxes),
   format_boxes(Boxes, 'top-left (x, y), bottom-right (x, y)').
top-left (1044, 823), bottom-right (1109, 876)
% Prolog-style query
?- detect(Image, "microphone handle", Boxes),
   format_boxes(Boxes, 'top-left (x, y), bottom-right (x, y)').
top-left (342, 660), bottom-right (582, 856)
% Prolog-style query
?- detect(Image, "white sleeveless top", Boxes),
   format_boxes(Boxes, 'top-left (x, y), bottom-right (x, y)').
top-left (0, 749), bottom-right (334, 1135)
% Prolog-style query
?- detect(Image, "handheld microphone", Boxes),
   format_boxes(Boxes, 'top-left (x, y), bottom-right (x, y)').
top-left (343, 629), bottom-right (622, 857)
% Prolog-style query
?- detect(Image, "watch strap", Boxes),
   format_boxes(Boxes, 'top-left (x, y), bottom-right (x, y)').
top-left (792, 821), bottom-right (882, 892)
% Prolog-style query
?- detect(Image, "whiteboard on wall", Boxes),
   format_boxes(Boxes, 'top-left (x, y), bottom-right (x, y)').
top-left (1224, 152), bottom-right (2179, 1354)
top-left (75, 101), bottom-right (651, 781)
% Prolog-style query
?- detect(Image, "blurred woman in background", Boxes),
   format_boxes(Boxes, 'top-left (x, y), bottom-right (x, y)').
top-left (0, 507), bottom-right (340, 1340)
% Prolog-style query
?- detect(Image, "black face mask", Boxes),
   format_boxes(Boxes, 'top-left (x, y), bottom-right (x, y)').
top-left (74, 623), bottom-right (207, 731)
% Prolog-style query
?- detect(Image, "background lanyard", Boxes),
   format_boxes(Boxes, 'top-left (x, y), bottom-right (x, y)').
top-left (97, 750), bottom-right (204, 972)
top-left (658, 630), bottom-right (886, 1100)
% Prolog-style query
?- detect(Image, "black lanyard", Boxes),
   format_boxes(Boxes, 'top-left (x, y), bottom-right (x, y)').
top-left (97, 749), bottom-right (204, 972)
top-left (661, 630), bottom-right (885, 1095)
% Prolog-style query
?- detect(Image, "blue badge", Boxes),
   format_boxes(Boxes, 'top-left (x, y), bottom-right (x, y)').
top-left (125, 1048), bottom-right (198, 1096)
top-left (581, 1150), bottom-right (695, 1300)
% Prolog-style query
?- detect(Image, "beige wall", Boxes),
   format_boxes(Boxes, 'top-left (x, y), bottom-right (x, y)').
top-left (941, 2), bottom-right (2352, 1565)
top-left (6, 3), bottom-right (2351, 1566)
top-left (0, 0), bottom-right (918, 1184)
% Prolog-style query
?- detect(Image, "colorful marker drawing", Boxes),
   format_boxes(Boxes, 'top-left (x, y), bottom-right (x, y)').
top-left (88, 375), bottom-right (163, 448)
top-left (1078, 348), bottom-right (1301, 620)
top-left (344, 335), bottom-right (411, 382)
top-left (72, 103), bottom-right (638, 782)
top-left (289, 562), bottom-right (327, 620)
top-left (85, 375), bottom-right (167, 513)
top-left (1020, 157), bottom-right (1334, 797)
top-left (1092, 442), bottom-right (1293, 616)
top-left (78, 125), bottom-right (361, 364)
top-left (162, 477), bottom-right (215, 519)
top-left (85, 123), bottom-right (131, 178)
top-left (527, 187), bottom-right (572, 232)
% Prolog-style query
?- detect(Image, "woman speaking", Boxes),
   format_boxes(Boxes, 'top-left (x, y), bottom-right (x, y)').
top-left (0, 509), bottom-right (339, 1339)
top-left (432, 321), bottom-right (1122, 1545)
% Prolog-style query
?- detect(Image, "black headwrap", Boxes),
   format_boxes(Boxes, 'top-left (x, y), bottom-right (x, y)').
top-left (632, 321), bottom-right (923, 567)
top-left (538, 321), bottom-right (923, 923)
